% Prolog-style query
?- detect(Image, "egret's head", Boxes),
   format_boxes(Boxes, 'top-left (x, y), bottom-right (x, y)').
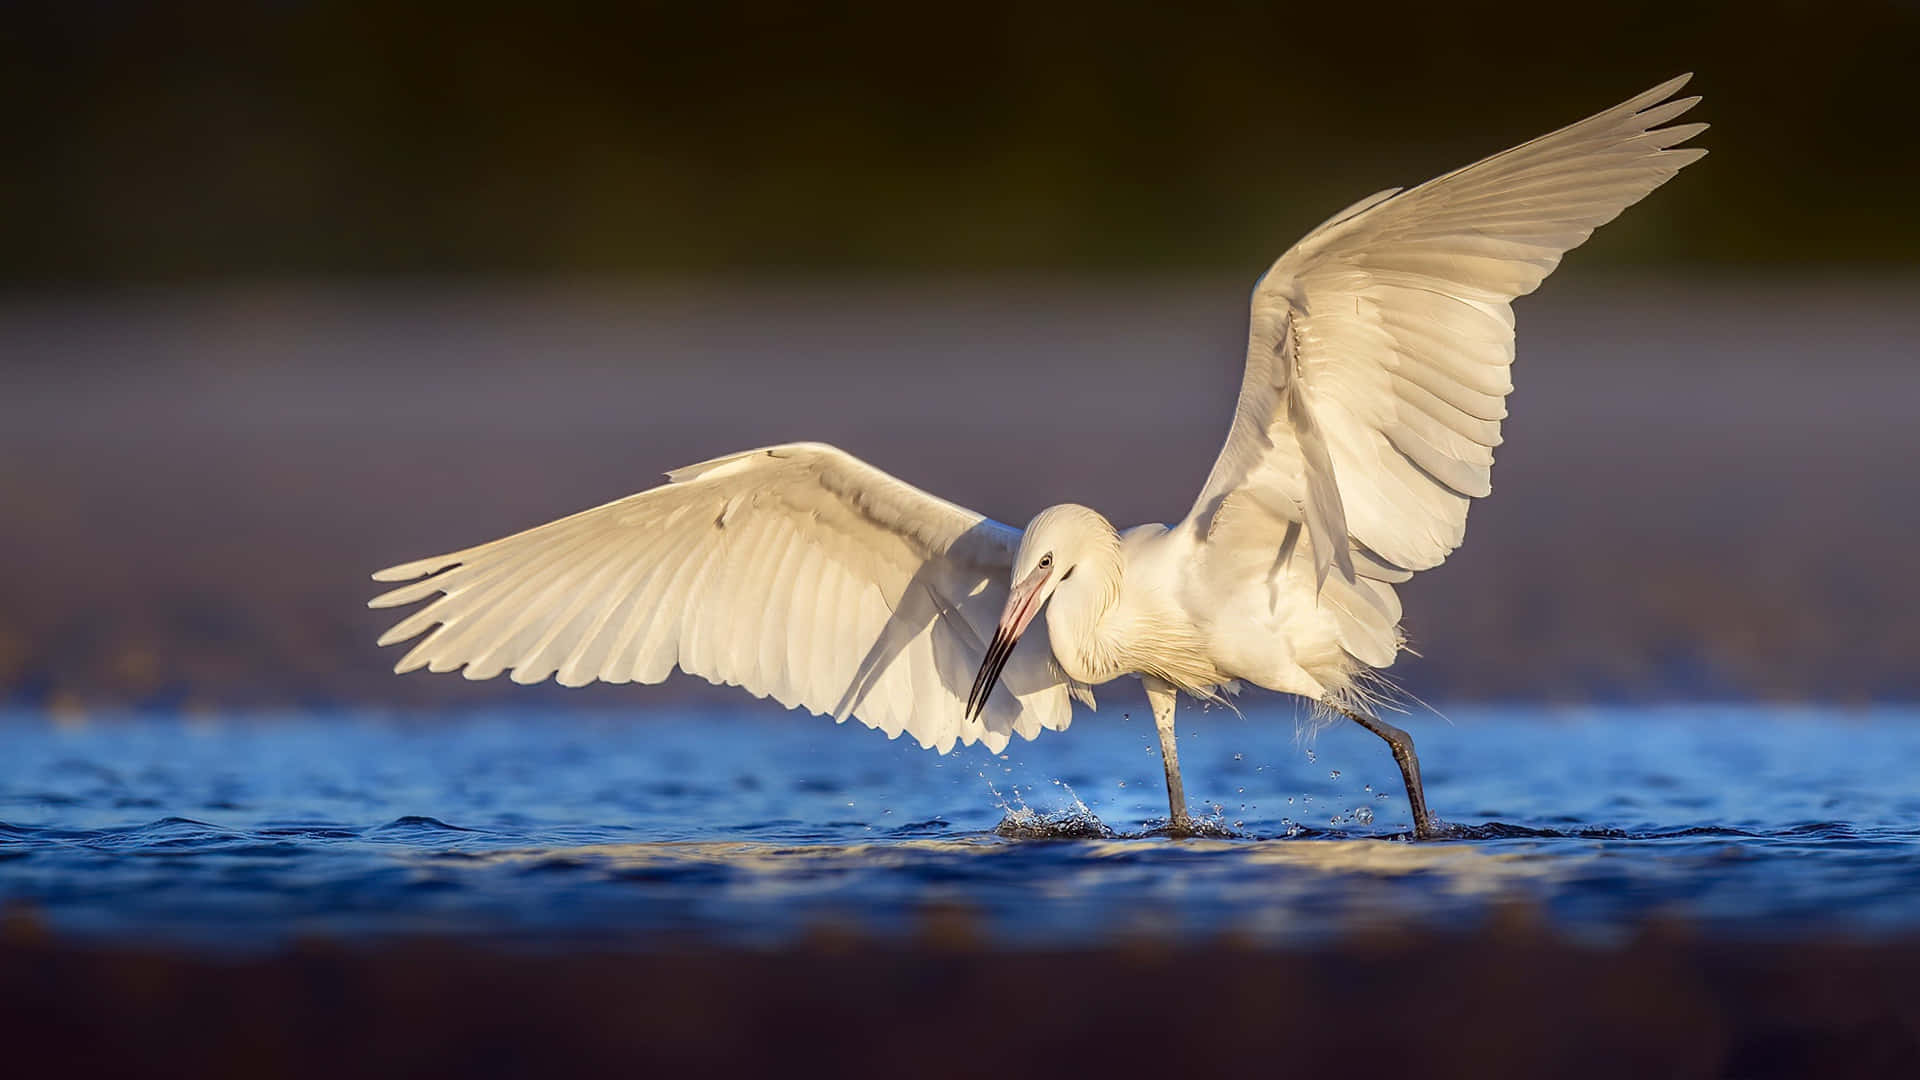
top-left (966, 504), bottom-right (1117, 722)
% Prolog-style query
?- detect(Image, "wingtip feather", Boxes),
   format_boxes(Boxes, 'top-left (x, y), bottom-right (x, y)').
top-left (1603, 73), bottom-right (1696, 126)
top-left (1666, 146), bottom-right (1709, 169)
top-left (508, 665), bottom-right (554, 687)
top-left (371, 553), bottom-right (463, 583)
top-left (374, 619), bottom-right (433, 648)
top-left (367, 573), bottom-right (460, 609)
top-left (1644, 72), bottom-right (1694, 103)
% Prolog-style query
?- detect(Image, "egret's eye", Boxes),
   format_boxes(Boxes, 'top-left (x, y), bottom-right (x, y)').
top-left (1039, 553), bottom-right (1053, 570)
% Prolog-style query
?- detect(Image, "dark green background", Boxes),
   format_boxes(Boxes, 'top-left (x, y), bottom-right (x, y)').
top-left (5, 0), bottom-right (1915, 284)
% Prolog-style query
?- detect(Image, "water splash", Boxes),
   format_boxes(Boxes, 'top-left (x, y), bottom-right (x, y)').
top-left (994, 806), bottom-right (1114, 839)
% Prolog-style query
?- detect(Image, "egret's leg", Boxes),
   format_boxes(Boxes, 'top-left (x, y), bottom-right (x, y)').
top-left (1334, 704), bottom-right (1439, 840)
top-left (1144, 677), bottom-right (1192, 833)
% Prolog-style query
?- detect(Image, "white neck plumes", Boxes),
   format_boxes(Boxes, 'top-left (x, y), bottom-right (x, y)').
top-left (1018, 505), bottom-right (1210, 692)
top-left (1031, 507), bottom-right (1124, 685)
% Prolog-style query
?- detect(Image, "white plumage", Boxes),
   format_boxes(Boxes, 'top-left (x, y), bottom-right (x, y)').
top-left (371, 77), bottom-right (1707, 836)
top-left (371, 443), bottom-right (1081, 755)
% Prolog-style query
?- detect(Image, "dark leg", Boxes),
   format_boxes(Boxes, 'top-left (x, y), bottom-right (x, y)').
top-left (1334, 704), bottom-right (1439, 840)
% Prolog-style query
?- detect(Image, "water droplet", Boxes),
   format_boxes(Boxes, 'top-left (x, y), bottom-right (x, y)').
top-left (1232, 752), bottom-right (1244, 761)
top-left (1117, 781), bottom-right (1126, 788)
top-left (1355, 807), bottom-right (1374, 825)
top-left (1236, 787), bottom-right (1245, 794)
top-left (1329, 770), bottom-right (1341, 779)
top-left (1287, 796), bottom-right (1294, 805)
top-left (1375, 792), bottom-right (1390, 800)
top-left (1306, 749), bottom-right (1317, 764)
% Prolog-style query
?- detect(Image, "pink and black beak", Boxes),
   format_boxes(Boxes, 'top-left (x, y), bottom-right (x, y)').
top-left (965, 562), bottom-right (1053, 723)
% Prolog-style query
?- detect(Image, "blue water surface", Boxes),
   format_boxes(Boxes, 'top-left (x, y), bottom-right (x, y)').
top-left (3, 705), bottom-right (1918, 948)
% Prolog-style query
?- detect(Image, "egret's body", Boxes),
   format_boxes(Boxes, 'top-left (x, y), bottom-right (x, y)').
top-left (371, 78), bottom-right (1706, 837)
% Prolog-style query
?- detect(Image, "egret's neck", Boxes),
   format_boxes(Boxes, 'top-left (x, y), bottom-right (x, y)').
top-left (1044, 533), bottom-right (1126, 685)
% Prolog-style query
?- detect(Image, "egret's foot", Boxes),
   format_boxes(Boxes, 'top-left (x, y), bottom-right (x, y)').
top-left (1143, 812), bottom-right (1239, 839)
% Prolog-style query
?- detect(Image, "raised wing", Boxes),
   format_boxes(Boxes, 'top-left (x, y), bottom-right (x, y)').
top-left (369, 442), bottom-right (1077, 754)
top-left (1192, 76), bottom-right (1706, 600)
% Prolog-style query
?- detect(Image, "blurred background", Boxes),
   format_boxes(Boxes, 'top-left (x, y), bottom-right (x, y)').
top-left (3, 0), bottom-right (1917, 714)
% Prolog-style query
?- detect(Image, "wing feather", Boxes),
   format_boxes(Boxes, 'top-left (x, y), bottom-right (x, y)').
top-left (1192, 76), bottom-right (1706, 668)
top-left (371, 442), bottom-right (1074, 753)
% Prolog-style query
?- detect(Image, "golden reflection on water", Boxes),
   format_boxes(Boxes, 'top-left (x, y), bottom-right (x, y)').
top-left (449, 837), bottom-right (1001, 872)
top-left (441, 834), bottom-right (1589, 899)
top-left (1240, 839), bottom-right (1590, 894)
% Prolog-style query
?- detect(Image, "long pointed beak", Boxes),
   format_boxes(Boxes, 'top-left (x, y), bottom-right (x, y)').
top-left (966, 564), bottom-right (1052, 723)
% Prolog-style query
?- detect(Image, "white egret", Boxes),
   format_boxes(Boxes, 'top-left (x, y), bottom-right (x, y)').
top-left (370, 77), bottom-right (1705, 838)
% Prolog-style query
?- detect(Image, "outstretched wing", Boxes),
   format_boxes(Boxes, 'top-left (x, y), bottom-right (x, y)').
top-left (1192, 76), bottom-right (1706, 612)
top-left (369, 442), bottom-right (1077, 754)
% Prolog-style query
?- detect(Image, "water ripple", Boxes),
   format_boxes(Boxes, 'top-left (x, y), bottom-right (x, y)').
top-left (3, 707), bottom-right (1920, 947)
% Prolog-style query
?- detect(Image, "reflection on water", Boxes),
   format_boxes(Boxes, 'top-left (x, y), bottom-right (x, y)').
top-left (3, 706), bottom-right (1920, 948)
